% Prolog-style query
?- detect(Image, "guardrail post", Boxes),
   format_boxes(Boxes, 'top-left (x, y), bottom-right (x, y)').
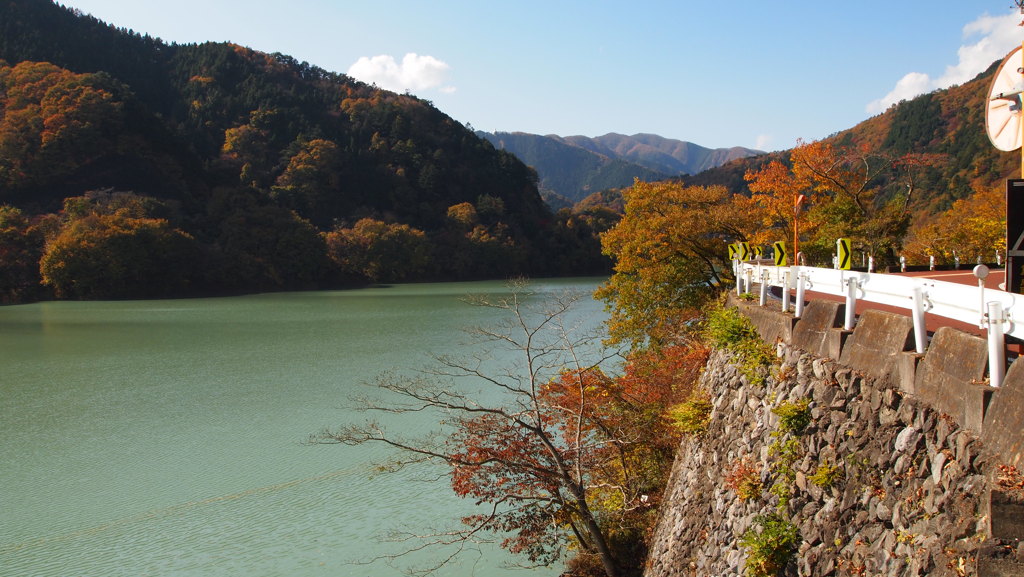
top-left (987, 301), bottom-right (1006, 388)
top-left (900, 255), bottom-right (906, 273)
top-left (759, 270), bottom-right (768, 306)
top-left (974, 265), bottom-right (990, 330)
top-left (911, 287), bottom-right (926, 354)
top-left (735, 261), bottom-right (742, 296)
top-left (929, 255), bottom-right (935, 271)
top-left (795, 271), bottom-right (806, 318)
top-left (745, 267), bottom-right (753, 297)
top-left (781, 270), bottom-right (790, 313)
top-left (844, 278), bottom-right (857, 330)
top-left (868, 255), bottom-right (874, 273)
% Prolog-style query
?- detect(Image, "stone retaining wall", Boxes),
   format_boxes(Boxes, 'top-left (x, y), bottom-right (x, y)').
top-left (644, 297), bottom-right (1024, 577)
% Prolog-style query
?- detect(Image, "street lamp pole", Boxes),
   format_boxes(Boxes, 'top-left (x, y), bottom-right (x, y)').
top-left (794, 194), bottom-right (806, 265)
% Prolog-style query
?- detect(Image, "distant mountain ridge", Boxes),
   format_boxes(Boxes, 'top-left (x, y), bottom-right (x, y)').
top-left (477, 131), bottom-right (762, 204)
top-left (561, 133), bottom-right (761, 176)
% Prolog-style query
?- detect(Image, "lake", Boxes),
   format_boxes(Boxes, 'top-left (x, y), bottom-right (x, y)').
top-left (0, 278), bottom-right (609, 577)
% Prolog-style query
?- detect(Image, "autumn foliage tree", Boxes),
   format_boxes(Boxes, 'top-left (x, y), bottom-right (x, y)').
top-left (0, 205), bottom-right (47, 302)
top-left (271, 138), bottom-right (347, 225)
top-left (40, 193), bottom-right (201, 299)
top-left (0, 60), bottom-right (126, 192)
top-left (742, 154), bottom-right (821, 249)
top-left (743, 139), bottom-right (934, 265)
top-left (902, 185), bottom-right (1005, 265)
top-left (596, 179), bottom-right (754, 349)
top-left (324, 217), bottom-right (433, 283)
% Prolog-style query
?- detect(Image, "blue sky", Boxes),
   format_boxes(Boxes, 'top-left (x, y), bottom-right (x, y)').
top-left (60, 1), bottom-right (1024, 152)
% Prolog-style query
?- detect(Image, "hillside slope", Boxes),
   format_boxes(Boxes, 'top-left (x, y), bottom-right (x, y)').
top-left (687, 58), bottom-right (1016, 216)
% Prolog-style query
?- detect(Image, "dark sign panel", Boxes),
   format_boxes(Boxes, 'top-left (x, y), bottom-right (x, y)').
top-left (1008, 179), bottom-right (1024, 293)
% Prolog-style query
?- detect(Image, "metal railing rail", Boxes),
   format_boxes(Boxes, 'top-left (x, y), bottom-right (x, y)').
top-left (735, 260), bottom-right (1023, 387)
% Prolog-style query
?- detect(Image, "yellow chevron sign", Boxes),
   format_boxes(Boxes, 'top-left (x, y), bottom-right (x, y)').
top-left (773, 241), bottom-right (787, 266)
top-left (837, 238), bottom-right (852, 270)
top-left (739, 242), bottom-right (750, 261)
top-left (728, 243), bottom-right (737, 260)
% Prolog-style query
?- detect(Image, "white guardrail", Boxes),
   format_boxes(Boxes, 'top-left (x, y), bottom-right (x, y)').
top-left (735, 260), bottom-right (1023, 387)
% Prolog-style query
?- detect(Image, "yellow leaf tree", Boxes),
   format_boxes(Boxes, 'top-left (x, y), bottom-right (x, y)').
top-left (596, 179), bottom-right (754, 349)
top-left (902, 185), bottom-right (1005, 265)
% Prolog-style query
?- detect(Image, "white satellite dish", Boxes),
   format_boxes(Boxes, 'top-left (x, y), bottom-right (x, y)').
top-left (986, 45), bottom-right (1024, 152)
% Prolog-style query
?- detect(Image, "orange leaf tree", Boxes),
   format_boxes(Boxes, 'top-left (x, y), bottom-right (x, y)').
top-left (0, 61), bottom-right (125, 191)
top-left (743, 156), bottom-right (820, 249)
top-left (745, 139), bottom-right (926, 265)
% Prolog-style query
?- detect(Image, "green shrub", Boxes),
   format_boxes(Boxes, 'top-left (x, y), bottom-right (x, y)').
top-left (704, 304), bottom-right (759, 349)
top-left (767, 436), bottom-right (801, 509)
top-left (809, 460), bottom-right (842, 489)
top-left (740, 514), bottom-right (801, 577)
top-left (772, 399), bottom-right (811, 435)
top-left (703, 304), bottom-right (775, 386)
top-left (668, 393), bottom-right (713, 435)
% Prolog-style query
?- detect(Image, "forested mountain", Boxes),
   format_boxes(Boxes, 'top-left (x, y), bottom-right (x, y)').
top-left (0, 0), bottom-right (613, 303)
top-left (687, 57), bottom-right (1016, 217)
top-left (477, 131), bottom-right (761, 205)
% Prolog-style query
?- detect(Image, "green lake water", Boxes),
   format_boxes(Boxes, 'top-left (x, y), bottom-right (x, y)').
top-left (0, 278), bottom-right (608, 577)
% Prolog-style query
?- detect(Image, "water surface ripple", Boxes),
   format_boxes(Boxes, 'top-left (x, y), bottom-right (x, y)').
top-left (1, 279), bottom-right (605, 577)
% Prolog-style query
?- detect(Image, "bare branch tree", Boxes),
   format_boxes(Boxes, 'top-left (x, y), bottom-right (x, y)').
top-left (311, 280), bottom-right (626, 577)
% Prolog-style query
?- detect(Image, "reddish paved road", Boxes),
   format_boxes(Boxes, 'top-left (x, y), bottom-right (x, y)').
top-left (900, 268), bottom-right (1005, 290)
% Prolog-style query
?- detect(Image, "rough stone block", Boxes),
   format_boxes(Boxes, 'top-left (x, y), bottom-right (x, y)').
top-left (983, 358), bottom-right (1024, 469)
top-left (963, 383), bottom-right (995, 432)
top-left (898, 352), bottom-right (923, 396)
top-left (990, 490), bottom-right (1024, 541)
top-left (729, 297), bottom-right (796, 344)
top-left (838, 309), bottom-right (914, 384)
top-left (915, 327), bottom-right (990, 431)
top-left (978, 545), bottom-right (1024, 577)
top-left (792, 300), bottom-right (844, 358)
top-left (827, 328), bottom-right (851, 361)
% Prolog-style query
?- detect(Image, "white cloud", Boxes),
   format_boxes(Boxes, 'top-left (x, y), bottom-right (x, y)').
top-left (347, 53), bottom-right (455, 94)
top-left (866, 10), bottom-right (1021, 114)
top-left (866, 72), bottom-right (932, 114)
top-left (755, 134), bottom-right (773, 151)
